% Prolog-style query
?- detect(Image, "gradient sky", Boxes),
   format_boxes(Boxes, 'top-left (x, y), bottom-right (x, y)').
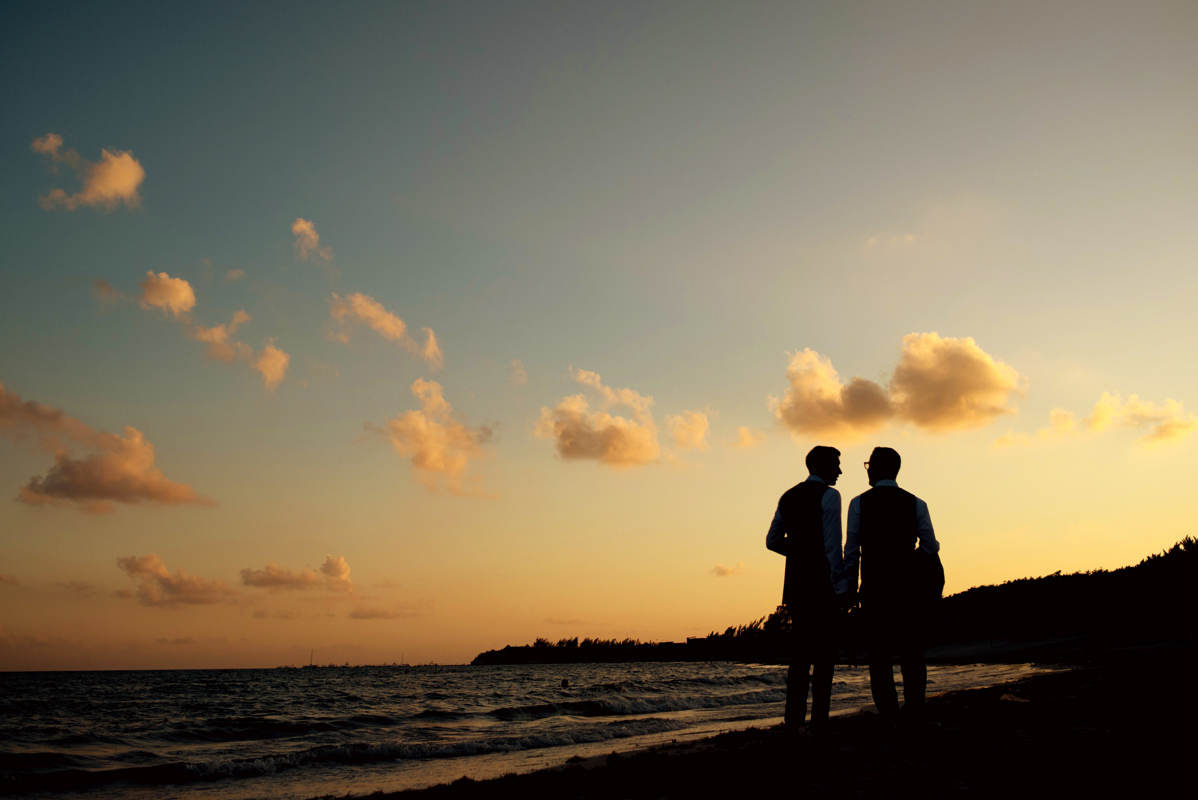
top-left (2, 1), bottom-right (1197, 670)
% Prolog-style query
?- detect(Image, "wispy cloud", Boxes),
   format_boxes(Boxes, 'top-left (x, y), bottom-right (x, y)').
top-left (223, 269), bottom-right (246, 284)
top-left (666, 410), bottom-right (710, 451)
top-left (240, 563), bottom-right (322, 591)
top-left (33, 133), bottom-right (145, 212)
top-left (732, 427), bottom-right (766, 449)
top-left (348, 603), bottom-right (422, 620)
top-left (370, 379), bottom-right (494, 496)
top-left (995, 392), bottom-right (1198, 448)
top-left (711, 562), bottom-right (746, 577)
top-left (535, 368), bottom-right (660, 467)
top-left (510, 359), bottom-right (528, 386)
top-left (56, 580), bottom-right (99, 596)
top-left (0, 575), bottom-right (18, 587)
top-left (329, 293), bottom-right (443, 370)
top-left (92, 279), bottom-right (126, 308)
top-left (186, 310), bottom-right (252, 362)
top-left (291, 218), bottom-right (333, 262)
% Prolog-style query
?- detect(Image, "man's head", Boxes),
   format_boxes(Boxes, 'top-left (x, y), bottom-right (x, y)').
top-left (866, 446), bottom-right (901, 486)
top-left (806, 445), bottom-right (842, 486)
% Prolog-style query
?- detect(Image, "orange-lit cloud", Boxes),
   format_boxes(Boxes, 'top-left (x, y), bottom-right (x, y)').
top-left (134, 276), bottom-right (291, 391)
top-left (510, 359), bottom-right (528, 386)
top-left (995, 392), bottom-right (1198, 448)
top-left (138, 272), bottom-right (196, 318)
top-left (371, 379), bottom-right (494, 496)
top-left (666, 410), bottom-right (710, 451)
top-left (223, 269), bottom-right (246, 284)
top-left (186, 311), bottom-right (252, 362)
top-left (117, 555), bottom-right (237, 607)
top-left (33, 133), bottom-right (145, 212)
top-left (771, 349), bottom-right (893, 439)
top-left (0, 575), bottom-right (18, 587)
top-left (18, 426), bottom-right (214, 514)
top-left (420, 328), bottom-right (444, 371)
top-left (712, 562), bottom-right (746, 577)
top-left (240, 563), bottom-right (322, 591)
top-left (1, 382), bottom-right (211, 514)
top-left (349, 603), bottom-right (422, 620)
top-left (889, 333), bottom-right (1022, 432)
top-left (535, 368), bottom-right (660, 467)
top-left (329, 293), bottom-right (443, 370)
top-left (253, 339), bottom-right (291, 392)
top-left (291, 218), bottom-right (332, 261)
top-left (772, 333), bottom-right (1021, 440)
top-left (319, 555), bottom-right (354, 592)
top-left (733, 426), bottom-right (767, 449)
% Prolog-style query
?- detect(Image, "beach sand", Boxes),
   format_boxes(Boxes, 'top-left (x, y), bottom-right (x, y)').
top-left (325, 644), bottom-right (1193, 798)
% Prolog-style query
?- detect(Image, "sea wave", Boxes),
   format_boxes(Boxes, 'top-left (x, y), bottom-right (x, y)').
top-left (0, 717), bottom-right (689, 794)
top-left (490, 687), bottom-right (787, 720)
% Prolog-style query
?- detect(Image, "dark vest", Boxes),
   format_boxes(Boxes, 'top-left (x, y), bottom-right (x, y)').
top-left (856, 485), bottom-right (919, 602)
top-left (777, 481), bottom-right (834, 606)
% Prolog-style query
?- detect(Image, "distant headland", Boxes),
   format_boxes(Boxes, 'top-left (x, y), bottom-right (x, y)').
top-left (472, 537), bottom-right (1196, 665)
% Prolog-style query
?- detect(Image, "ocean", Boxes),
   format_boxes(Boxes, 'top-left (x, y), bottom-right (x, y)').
top-left (0, 661), bottom-right (1042, 799)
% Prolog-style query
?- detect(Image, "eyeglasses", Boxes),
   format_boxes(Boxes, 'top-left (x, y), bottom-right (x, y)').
top-left (863, 461), bottom-right (870, 470)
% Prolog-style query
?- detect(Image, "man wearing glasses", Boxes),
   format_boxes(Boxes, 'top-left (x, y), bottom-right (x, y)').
top-left (766, 445), bottom-right (851, 734)
top-left (844, 446), bottom-right (940, 723)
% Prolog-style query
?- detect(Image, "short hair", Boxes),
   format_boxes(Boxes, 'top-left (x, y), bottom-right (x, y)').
top-left (806, 445), bottom-right (841, 473)
top-left (869, 446), bottom-right (901, 478)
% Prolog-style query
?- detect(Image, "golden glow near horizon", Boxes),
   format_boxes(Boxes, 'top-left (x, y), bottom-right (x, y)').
top-left (2, 2), bottom-right (1197, 669)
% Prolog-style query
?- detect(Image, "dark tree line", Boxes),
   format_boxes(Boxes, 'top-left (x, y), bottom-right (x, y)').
top-left (471, 537), bottom-right (1197, 665)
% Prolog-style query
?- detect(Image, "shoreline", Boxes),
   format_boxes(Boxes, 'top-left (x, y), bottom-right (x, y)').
top-left (322, 644), bottom-right (1192, 798)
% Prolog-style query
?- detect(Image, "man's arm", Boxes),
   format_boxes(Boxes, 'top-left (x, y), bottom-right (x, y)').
top-left (843, 496), bottom-right (861, 593)
top-left (765, 502), bottom-right (787, 555)
top-left (822, 489), bottom-right (847, 594)
top-left (916, 498), bottom-right (939, 555)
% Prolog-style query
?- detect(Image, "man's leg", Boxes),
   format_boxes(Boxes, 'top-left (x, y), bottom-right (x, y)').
top-left (786, 610), bottom-right (813, 726)
top-left (809, 601), bottom-right (836, 729)
top-left (867, 605), bottom-right (900, 717)
top-left (898, 612), bottom-right (927, 715)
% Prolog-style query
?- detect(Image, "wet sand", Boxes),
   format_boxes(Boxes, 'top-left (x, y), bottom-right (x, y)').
top-left (328, 644), bottom-right (1193, 798)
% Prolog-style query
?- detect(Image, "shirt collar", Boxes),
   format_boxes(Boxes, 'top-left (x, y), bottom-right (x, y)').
top-left (874, 479), bottom-right (899, 487)
top-left (805, 474), bottom-right (826, 484)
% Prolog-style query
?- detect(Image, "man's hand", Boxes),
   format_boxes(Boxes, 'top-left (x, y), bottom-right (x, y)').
top-left (836, 591), bottom-right (858, 613)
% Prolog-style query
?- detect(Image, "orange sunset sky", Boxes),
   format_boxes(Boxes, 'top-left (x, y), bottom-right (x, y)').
top-left (2, 1), bottom-right (1197, 670)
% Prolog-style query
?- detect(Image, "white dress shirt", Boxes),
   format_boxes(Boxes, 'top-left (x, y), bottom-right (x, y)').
top-left (766, 475), bottom-right (848, 595)
top-left (844, 479), bottom-right (938, 586)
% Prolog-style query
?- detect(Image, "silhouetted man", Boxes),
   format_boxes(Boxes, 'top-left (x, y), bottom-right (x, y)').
top-left (844, 446), bottom-right (940, 721)
top-left (766, 445), bottom-right (849, 732)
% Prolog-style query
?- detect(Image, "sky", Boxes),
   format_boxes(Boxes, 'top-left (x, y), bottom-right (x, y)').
top-left (1, 0), bottom-right (1196, 670)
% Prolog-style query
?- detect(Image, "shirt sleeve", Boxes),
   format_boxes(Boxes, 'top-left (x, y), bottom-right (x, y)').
top-left (822, 489), bottom-right (847, 594)
top-left (765, 502), bottom-right (787, 555)
top-left (916, 498), bottom-right (939, 555)
top-left (844, 496), bottom-right (861, 592)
